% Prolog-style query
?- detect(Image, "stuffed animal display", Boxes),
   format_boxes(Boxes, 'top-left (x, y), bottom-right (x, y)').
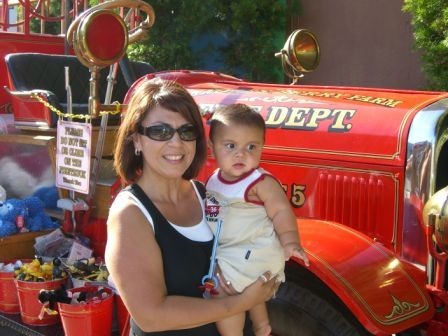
top-left (0, 185), bottom-right (6, 202)
top-left (0, 198), bottom-right (21, 237)
top-left (0, 195), bottom-right (60, 237)
top-left (0, 147), bottom-right (60, 237)
top-left (32, 186), bottom-right (59, 209)
top-left (0, 146), bottom-right (54, 200)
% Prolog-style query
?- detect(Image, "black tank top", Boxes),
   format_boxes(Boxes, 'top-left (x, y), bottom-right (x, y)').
top-left (127, 182), bottom-right (219, 336)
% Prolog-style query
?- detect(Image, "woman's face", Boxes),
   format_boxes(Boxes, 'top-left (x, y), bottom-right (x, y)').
top-left (135, 105), bottom-right (197, 180)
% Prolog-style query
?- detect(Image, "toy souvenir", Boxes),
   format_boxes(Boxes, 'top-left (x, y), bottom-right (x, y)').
top-left (0, 195), bottom-right (60, 237)
top-left (32, 186), bottom-right (59, 209)
top-left (0, 157), bottom-right (38, 199)
top-left (0, 185), bottom-right (6, 202)
top-left (0, 198), bottom-right (22, 237)
top-left (0, 148), bottom-right (54, 200)
top-left (15, 257), bottom-right (68, 282)
top-left (23, 196), bottom-right (59, 231)
top-left (38, 284), bottom-right (72, 319)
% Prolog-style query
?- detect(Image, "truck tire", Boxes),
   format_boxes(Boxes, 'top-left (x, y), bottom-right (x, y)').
top-left (267, 281), bottom-right (370, 336)
top-left (260, 262), bottom-right (371, 336)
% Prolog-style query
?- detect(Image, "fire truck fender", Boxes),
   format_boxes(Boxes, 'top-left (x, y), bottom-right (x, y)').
top-left (273, 218), bottom-right (434, 335)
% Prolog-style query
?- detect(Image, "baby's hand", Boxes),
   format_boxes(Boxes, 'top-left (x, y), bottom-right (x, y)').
top-left (284, 243), bottom-right (310, 267)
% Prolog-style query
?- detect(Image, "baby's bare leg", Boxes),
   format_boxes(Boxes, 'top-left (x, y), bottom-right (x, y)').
top-left (216, 312), bottom-right (245, 336)
top-left (214, 288), bottom-right (245, 336)
top-left (249, 303), bottom-right (272, 336)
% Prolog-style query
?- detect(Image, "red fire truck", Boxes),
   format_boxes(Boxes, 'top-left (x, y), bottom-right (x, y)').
top-left (0, 1), bottom-right (448, 335)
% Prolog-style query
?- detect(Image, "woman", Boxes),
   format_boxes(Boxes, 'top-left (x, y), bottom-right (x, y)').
top-left (105, 78), bottom-right (277, 335)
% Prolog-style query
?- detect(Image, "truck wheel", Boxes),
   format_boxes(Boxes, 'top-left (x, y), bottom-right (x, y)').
top-left (267, 281), bottom-right (370, 336)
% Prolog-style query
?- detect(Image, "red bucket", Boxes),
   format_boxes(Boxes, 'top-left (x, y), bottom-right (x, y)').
top-left (0, 268), bottom-right (20, 314)
top-left (15, 278), bottom-right (67, 326)
top-left (115, 294), bottom-right (130, 336)
top-left (58, 286), bottom-right (114, 336)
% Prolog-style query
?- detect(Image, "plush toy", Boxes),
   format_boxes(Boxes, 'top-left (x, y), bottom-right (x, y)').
top-left (0, 196), bottom-right (60, 237)
top-left (0, 216), bottom-right (18, 237)
top-left (38, 284), bottom-right (72, 309)
top-left (38, 284), bottom-right (72, 319)
top-left (23, 196), bottom-right (59, 232)
top-left (0, 185), bottom-right (6, 202)
top-left (0, 147), bottom-right (54, 199)
top-left (32, 186), bottom-right (59, 209)
top-left (0, 198), bottom-right (23, 237)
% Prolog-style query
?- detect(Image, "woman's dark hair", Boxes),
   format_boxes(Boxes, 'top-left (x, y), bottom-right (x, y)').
top-left (114, 78), bottom-right (207, 184)
top-left (209, 103), bottom-right (266, 142)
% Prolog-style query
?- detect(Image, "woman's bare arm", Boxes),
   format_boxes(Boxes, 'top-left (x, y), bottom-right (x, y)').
top-left (106, 199), bottom-right (277, 332)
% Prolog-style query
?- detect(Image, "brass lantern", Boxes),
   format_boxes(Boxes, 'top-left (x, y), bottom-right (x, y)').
top-left (276, 29), bottom-right (320, 84)
top-left (423, 185), bottom-right (448, 252)
top-left (66, 0), bottom-right (155, 117)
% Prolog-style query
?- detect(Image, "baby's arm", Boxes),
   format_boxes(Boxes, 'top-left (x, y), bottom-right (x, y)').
top-left (252, 175), bottom-right (310, 266)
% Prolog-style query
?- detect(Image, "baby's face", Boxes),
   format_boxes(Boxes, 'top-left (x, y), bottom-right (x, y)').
top-left (210, 123), bottom-right (264, 181)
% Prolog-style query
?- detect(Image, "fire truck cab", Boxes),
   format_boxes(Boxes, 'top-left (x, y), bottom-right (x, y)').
top-left (0, 1), bottom-right (448, 335)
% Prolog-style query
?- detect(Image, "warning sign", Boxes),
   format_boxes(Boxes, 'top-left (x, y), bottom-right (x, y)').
top-left (56, 120), bottom-right (92, 194)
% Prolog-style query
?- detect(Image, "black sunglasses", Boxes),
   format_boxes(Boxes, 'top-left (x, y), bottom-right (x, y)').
top-left (138, 123), bottom-right (199, 141)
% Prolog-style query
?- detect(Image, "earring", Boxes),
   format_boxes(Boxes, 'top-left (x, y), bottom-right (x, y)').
top-left (135, 148), bottom-right (141, 156)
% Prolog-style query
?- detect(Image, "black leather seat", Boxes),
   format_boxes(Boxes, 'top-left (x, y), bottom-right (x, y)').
top-left (4, 52), bottom-right (154, 127)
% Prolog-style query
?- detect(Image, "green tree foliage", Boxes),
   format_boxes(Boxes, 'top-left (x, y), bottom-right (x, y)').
top-left (29, 1), bottom-right (61, 35)
top-left (403, 0), bottom-right (448, 90)
top-left (127, 0), bottom-right (301, 83)
top-left (29, 0), bottom-right (100, 35)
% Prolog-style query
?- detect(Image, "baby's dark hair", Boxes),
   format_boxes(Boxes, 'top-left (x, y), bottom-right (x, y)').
top-left (209, 103), bottom-right (266, 142)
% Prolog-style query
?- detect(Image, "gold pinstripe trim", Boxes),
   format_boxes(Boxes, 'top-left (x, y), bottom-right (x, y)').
top-left (306, 221), bottom-right (430, 326)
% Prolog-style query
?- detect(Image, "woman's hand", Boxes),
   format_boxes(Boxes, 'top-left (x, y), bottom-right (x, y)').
top-left (241, 272), bottom-right (279, 306)
top-left (216, 265), bottom-right (278, 304)
top-left (215, 264), bottom-right (238, 296)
